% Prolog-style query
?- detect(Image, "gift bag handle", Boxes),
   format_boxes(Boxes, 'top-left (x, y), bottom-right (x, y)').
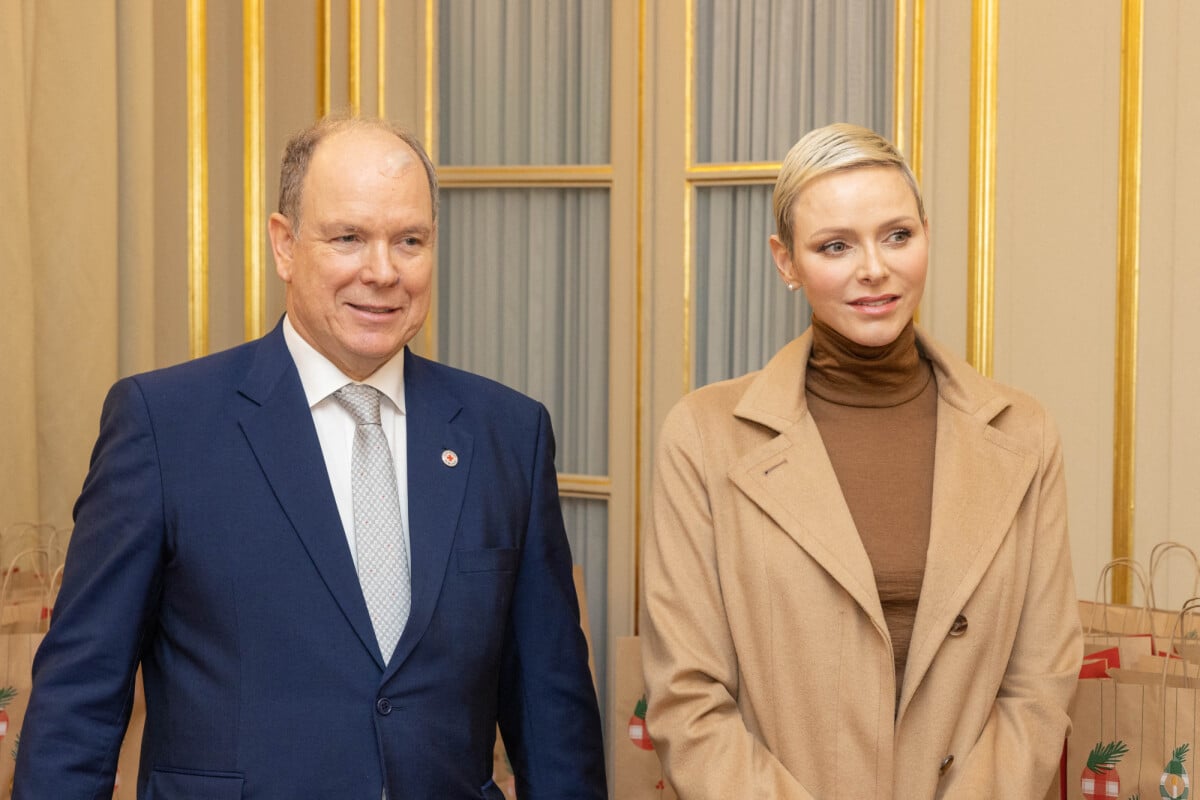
top-left (0, 548), bottom-right (52, 633)
top-left (1148, 541), bottom-right (1200, 610)
top-left (1087, 557), bottom-right (1154, 635)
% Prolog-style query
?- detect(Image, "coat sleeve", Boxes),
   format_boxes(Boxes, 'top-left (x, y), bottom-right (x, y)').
top-left (942, 410), bottom-right (1083, 796)
top-left (495, 405), bottom-right (608, 800)
top-left (642, 400), bottom-right (819, 800)
top-left (13, 378), bottom-right (164, 798)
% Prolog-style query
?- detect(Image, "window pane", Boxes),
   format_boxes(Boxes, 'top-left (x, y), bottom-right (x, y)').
top-left (438, 188), bottom-right (609, 475)
top-left (693, 184), bottom-right (811, 386)
top-left (438, 0), bottom-right (611, 165)
top-left (561, 496), bottom-right (608, 726)
top-left (694, 0), bottom-right (894, 163)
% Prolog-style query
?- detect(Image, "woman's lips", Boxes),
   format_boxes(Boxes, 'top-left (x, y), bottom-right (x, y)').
top-left (848, 295), bottom-right (900, 314)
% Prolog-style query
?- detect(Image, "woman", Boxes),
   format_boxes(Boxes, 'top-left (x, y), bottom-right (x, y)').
top-left (641, 123), bottom-right (1082, 799)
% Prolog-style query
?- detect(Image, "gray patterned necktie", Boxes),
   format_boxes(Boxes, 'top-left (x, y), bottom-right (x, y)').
top-left (334, 384), bottom-right (410, 664)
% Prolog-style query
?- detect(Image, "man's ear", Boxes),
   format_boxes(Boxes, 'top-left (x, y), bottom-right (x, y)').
top-left (768, 234), bottom-right (801, 288)
top-left (268, 213), bottom-right (297, 281)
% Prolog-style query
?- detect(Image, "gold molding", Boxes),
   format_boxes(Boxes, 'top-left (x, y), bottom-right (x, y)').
top-left (682, 183), bottom-right (693, 394)
top-left (894, 0), bottom-right (907, 154)
top-left (687, 162), bottom-right (781, 183)
top-left (911, 0), bottom-right (925, 184)
top-left (377, 0), bottom-right (387, 116)
top-left (317, 0), bottom-right (331, 117)
top-left (187, 0), bottom-right (209, 359)
top-left (349, 0), bottom-right (362, 114)
top-left (1111, 0), bottom-right (1143, 605)
top-left (422, 0), bottom-right (437, 358)
top-left (633, 0), bottom-right (646, 634)
top-left (684, 0), bottom-right (695, 170)
top-left (967, 0), bottom-right (998, 377)
top-left (424, 0), bottom-right (436, 158)
top-left (437, 164), bottom-right (613, 187)
top-left (558, 474), bottom-right (613, 499)
top-left (243, 0), bottom-right (266, 341)
top-left (682, 0), bottom-right (695, 393)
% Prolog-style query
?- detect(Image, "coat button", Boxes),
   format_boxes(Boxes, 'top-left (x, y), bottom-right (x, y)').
top-left (939, 754), bottom-right (954, 775)
top-left (949, 614), bottom-right (968, 637)
top-left (376, 697), bottom-right (392, 715)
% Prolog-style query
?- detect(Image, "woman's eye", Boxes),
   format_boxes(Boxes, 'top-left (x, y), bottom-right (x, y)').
top-left (820, 241), bottom-right (848, 255)
top-left (886, 228), bottom-right (912, 244)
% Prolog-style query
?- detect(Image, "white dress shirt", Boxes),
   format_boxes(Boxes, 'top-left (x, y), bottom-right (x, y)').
top-left (281, 315), bottom-right (412, 574)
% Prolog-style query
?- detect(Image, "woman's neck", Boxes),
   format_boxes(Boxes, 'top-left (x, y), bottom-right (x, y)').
top-left (805, 316), bottom-right (931, 408)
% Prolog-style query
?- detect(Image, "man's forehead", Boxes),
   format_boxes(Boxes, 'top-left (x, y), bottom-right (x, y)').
top-left (304, 130), bottom-right (423, 197)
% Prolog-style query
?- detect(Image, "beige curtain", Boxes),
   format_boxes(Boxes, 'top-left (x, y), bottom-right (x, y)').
top-left (0, 0), bottom-right (156, 528)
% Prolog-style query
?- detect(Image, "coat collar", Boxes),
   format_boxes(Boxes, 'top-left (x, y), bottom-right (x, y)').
top-left (727, 327), bottom-right (1038, 712)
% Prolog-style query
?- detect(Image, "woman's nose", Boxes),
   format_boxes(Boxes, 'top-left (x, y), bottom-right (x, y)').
top-left (857, 247), bottom-right (888, 282)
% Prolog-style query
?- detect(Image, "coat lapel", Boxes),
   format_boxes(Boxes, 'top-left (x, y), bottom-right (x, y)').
top-left (236, 326), bottom-right (382, 667)
top-left (726, 332), bottom-right (886, 629)
top-left (384, 350), bottom-right (473, 678)
top-left (897, 338), bottom-right (1039, 718)
top-left (728, 421), bottom-right (885, 629)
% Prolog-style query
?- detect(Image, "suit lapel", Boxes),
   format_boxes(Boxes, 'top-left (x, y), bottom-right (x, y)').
top-left (384, 350), bottom-right (473, 678)
top-left (236, 327), bottom-right (382, 667)
top-left (897, 393), bottom-right (1037, 718)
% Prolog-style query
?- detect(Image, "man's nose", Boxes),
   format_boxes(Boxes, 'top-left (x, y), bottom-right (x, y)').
top-left (361, 242), bottom-right (400, 284)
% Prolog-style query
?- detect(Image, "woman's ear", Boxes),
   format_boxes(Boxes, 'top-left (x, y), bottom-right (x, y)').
top-left (769, 234), bottom-right (801, 290)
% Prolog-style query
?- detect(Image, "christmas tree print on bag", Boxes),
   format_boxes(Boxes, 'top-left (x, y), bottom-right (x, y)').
top-left (1082, 740), bottom-right (1128, 799)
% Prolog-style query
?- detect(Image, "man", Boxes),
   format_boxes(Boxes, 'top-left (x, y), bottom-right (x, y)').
top-left (14, 116), bottom-right (607, 798)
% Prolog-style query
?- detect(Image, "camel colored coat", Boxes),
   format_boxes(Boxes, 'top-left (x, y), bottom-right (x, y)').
top-left (642, 327), bottom-right (1082, 799)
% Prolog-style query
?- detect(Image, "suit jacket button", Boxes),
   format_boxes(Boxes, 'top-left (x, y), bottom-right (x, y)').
top-left (939, 754), bottom-right (954, 775)
top-left (949, 614), bottom-right (968, 637)
top-left (376, 697), bottom-right (392, 715)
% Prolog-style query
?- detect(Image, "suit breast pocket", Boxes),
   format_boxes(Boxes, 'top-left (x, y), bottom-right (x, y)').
top-left (456, 547), bottom-right (520, 573)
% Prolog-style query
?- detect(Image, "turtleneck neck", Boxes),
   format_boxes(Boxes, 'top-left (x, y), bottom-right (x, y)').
top-left (805, 316), bottom-right (932, 408)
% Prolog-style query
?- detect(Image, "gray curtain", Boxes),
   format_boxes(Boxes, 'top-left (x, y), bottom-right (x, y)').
top-left (439, 0), bottom-right (610, 165)
top-left (692, 0), bottom-right (894, 386)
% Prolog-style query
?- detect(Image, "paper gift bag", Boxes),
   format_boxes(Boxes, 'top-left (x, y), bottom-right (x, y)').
top-left (1061, 676), bottom-right (1200, 800)
top-left (612, 637), bottom-right (676, 800)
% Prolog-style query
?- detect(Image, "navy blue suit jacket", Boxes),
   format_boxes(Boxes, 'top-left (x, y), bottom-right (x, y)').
top-left (14, 324), bottom-right (606, 799)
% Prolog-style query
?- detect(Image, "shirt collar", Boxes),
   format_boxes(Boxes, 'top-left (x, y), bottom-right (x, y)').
top-left (282, 315), bottom-right (407, 414)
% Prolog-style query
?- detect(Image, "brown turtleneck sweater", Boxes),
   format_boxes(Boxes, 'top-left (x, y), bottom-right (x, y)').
top-left (805, 317), bottom-right (937, 703)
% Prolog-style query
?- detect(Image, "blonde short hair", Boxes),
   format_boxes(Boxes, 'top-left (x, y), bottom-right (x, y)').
top-left (773, 123), bottom-right (925, 254)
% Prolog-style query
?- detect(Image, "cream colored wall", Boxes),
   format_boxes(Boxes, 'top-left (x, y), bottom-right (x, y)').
top-left (1135, 1), bottom-right (1200, 608)
top-left (922, 0), bottom-right (1200, 607)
